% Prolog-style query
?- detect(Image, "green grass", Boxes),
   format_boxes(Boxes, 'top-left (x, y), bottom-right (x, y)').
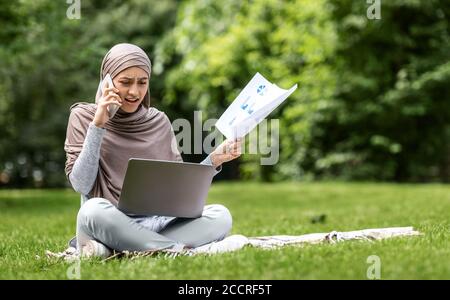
top-left (0, 182), bottom-right (449, 279)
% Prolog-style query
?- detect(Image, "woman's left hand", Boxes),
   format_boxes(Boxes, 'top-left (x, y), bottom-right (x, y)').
top-left (210, 139), bottom-right (242, 167)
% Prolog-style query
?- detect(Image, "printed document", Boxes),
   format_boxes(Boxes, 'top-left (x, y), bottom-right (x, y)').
top-left (215, 72), bottom-right (297, 140)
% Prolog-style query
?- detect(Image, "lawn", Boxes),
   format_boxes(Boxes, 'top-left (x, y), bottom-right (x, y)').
top-left (0, 182), bottom-right (449, 279)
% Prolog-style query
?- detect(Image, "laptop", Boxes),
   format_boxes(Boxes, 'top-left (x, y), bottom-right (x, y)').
top-left (118, 158), bottom-right (217, 218)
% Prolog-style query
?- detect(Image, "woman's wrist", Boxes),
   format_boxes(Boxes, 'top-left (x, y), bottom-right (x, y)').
top-left (92, 119), bottom-right (104, 128)
top-left (210, 152), bottom-right (221, 168)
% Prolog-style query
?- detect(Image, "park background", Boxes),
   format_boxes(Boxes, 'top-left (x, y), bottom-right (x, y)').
top-left (0, 0), bottom-right (449, 279)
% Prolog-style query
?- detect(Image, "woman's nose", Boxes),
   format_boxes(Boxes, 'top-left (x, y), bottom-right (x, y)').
top-left (128, 84), bottom-right (138, 96)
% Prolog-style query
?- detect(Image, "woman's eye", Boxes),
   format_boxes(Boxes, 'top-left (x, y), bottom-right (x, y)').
top-left (139, 82), bottom-right (147, 85)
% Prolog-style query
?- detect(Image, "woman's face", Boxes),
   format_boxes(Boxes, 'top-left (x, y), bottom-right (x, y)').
top-left (113, 66), bottom-right (149, 113)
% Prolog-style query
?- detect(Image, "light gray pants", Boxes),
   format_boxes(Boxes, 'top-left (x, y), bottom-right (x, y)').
top-left (76, 198), bottom-right (233, 252)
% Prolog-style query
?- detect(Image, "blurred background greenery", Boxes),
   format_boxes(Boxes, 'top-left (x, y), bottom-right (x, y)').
top-left (0, 0), bottom-right (449, 188)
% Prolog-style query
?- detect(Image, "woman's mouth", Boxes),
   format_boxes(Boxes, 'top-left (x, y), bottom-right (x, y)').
top-left (124, 98), bottom-right (139, 104)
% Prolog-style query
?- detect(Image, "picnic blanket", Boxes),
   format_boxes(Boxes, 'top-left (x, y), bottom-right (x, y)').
top-left (45, 226), bottom-right (420, 261)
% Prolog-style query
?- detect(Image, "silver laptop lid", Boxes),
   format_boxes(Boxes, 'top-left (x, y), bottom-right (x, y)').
top-left (118, 158), bottom-right (216, 218)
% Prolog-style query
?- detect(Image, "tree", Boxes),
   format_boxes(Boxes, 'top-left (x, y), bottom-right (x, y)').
top-left (0, 0), bottom-right (178, 188)
top-left (309, 0), bottom-right (450, 181)
top-left (155, 0), bottom-right (336, 180)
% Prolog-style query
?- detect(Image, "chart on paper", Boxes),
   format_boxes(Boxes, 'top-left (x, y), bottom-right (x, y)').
top-left (215, 72), bottom-right (298, 140)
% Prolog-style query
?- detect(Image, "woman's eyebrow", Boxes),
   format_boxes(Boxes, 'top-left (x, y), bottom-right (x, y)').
top-left (119, 76), bottom-right (148, 80)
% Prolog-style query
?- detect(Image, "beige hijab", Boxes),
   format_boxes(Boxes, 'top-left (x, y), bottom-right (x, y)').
top-left (64, 43), bottom-right (182, 206)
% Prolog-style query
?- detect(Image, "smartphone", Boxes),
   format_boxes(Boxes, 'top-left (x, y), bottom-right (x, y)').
top-left (100, 73), bottom-right (120, 118)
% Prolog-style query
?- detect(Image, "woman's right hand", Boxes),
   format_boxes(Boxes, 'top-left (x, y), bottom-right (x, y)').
top-left (93, 86), bottom-right (122, 128)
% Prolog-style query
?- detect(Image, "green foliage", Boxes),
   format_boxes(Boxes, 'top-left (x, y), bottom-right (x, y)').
top-left (0, 0), bottom-right (178, 187)
top-left (0, 0), bottom-right (449, 187)
top-left (156, 0), bottom-right (336, 180)
top-left (308, 0), bottom-right (450, 181)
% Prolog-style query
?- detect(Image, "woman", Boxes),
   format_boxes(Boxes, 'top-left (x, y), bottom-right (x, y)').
top-left (64, 43), bottom-right (241, 258)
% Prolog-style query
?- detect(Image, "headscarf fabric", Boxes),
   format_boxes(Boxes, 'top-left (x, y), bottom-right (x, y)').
top-left (95, 43), bottom-right (152, 107)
